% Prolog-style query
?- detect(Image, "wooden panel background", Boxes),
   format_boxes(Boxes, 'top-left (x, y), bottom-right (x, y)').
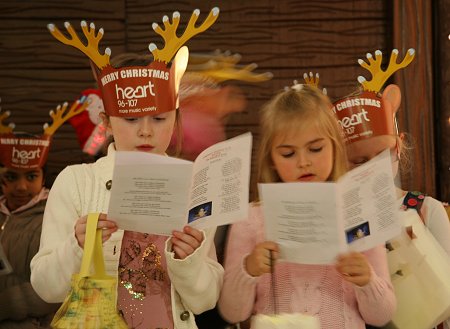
top-left (436, 0), bottom-right (450, 202)
top-left (0, 0), bottom-right (447, 200)
top-left (392, 0), bottom-right (437, 198)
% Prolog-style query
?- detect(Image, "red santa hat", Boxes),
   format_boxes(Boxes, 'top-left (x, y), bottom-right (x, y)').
top-left (68, 88), bottom-right (110, 156)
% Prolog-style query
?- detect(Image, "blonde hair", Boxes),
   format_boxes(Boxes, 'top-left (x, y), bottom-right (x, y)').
top-left (256, 85), bottom-right (347, 193)
top-left (104, 53), bottom-right (183, 156)
top-left (397, 132), bottom-right (414, 174)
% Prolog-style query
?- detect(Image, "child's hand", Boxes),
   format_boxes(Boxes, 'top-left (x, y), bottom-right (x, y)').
top-left (335, 251), bottom-right (371, 286)
top-left (74, 213), bottom-right (118, 248)
top-left (245, 241), bottom-right (279, 277)
top-left (171, 226), bottom-right (204, 260)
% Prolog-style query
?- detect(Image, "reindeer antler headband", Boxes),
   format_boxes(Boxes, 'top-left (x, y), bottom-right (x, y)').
top-left (180, 49), bottom-right (273, 100)
top-left (186, 50), bottom-right (273, 83)
top-left (285, 72), bottom-right (327, 94)
top-left (48, 8), bottom-right (219, 117)
top-left (0, 99), bottom-right (88, 169)
top-left (332, 49), bottom-right (415, 143)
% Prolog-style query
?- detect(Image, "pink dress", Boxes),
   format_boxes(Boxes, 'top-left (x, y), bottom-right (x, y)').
top-left (118, 231), bottom-right (173, 329)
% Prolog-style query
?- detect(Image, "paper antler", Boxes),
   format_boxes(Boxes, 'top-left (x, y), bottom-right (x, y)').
top-left (43, 99), bottom-right (89, 136)
top-left (186, 50), bottom-right (272, 83)
top-left (188, 49), bottom-right (241, 67)
top-left (199, 62), bottom-right (272, 83)
top-left (149, 8), bottom-right (220, 64)
top-left (286, 72), bottom-right (327, 94)
top-left (357, 48), bottom-right (415, 92)
top-left (0, 111), bottom-right (15, 134)
top-left (47, 21), bottom-right (111, 70)
top-left (303, 71), bottom-right (320, 88)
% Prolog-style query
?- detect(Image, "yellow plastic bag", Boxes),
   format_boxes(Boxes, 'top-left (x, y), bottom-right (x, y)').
top-left (51, 213), bottom-right (128, 329)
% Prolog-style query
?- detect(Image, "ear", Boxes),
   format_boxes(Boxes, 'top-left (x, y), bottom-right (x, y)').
top-left (173, 46), bottom-right (189, 107)
top-left (382, 84), bottom-right (402, 115)
top-left (99, 112), bottom-right (112, 133)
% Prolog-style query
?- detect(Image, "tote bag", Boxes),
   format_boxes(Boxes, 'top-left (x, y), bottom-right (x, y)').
top-left (387, 211), bottom-right (450, 329)
top-left (51, 213), bottom-right (128, 329)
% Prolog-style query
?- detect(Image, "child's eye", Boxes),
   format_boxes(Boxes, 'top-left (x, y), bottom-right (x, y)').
top-left (124, 117), bottom-right (138, 122)
top-left (3, 174), bottom-right (17, 182)
top-left (26, 174), bottom-right (39, 181)
top-left (153, 116), bottom-right (166, 121)
top-left (281, 151), bottom-right (295, 158)
top-left (309, 146), bottom-right (323, 153)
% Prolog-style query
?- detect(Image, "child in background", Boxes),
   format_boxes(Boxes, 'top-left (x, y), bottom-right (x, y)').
top-left (175, 51), bottom-right (272, 329)
top-left (334, 50), bottom-right (450, 257)
top-left (333, 49), bottom-right (450, 329)
top-left (171, 50), bottom-right (272, 161)
top-left (218, 81), bottom-right (396, 328)
top-left (0, 100), bottom-right (86, 327)
top-left (31, 9), bottom-right (223, 329)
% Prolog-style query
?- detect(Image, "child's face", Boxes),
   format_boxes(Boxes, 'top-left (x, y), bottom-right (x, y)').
top-left (270, 125), bottom-right (334, 183)
top-left (1, 167), bottom-right (44, 211)
top-left (108, 111), bottom-right (176, 154)
top-left (346, 135), bottom-right (397, 169)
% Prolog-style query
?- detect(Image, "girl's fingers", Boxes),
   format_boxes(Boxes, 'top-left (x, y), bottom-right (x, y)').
top-left (172, 244), bottom-right (188, 260)
top-left (336, 252), bottom-right (371, 286)
top-left (171, 237), bottom-right (195, 259)
top-left (245, 242), bottom-right (279, 277)
top-left (75, 214), bottom-right (118, 248)
top-left (183, 226), bottom-right (204, 243)
top-left (170, 227), bottom-right (206, 259)
top-left (172, 227), bottom-right (203, 248)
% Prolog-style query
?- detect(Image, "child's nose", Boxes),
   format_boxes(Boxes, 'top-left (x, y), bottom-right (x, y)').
top-left (138, 117), bottom-right (153, 137)
top-left (297, 154), bottom-right (312, 168)
top-left (15, 177), bottom-right (28, 191)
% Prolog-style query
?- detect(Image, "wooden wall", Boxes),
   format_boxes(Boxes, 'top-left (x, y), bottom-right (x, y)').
top-left (0, 0), bottom-right (447, 200)
top-left (436, 0), bottom-right (450, 201)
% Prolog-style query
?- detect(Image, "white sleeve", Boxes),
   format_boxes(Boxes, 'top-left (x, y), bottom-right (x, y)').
top-left (422, 196), bottom-right (450, 257)
top-left (165, 228), bottom-right (224, 314)
top-left (30, 167), bottom-right (84, 303)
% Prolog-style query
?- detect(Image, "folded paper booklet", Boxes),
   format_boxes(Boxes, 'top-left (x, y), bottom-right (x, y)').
top-left (108, 133), bottom-right (252, 235)
top-left (259, 148), bottom-right (401, 264)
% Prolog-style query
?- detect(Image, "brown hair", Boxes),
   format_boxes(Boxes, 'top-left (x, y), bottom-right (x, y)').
top-left (255, 85), bottom-right (347, 196)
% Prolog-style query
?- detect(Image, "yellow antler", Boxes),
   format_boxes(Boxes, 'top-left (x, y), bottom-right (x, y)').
top-left (47, 21), bottom-right (111, 69)
top-left (303, 72), bottom-right (320, 87)
top-left (188, 50), bottom-right (241, 68)
top-left (187, 50), bottom-right (272, 83)
top-left (43, 99), bottom-right (89, 136)
top-left (199, 62), bottom-right (273, 83)
top-left (149, 8), bottom-right (220, 63)
top-left (357, 48), bottom-right (415, 92)
top-left (0, 111), bottom-right (15, 134)
top-left (286, 72), bottom-right (326, 95)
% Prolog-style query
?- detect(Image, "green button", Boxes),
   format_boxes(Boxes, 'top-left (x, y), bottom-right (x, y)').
top-left (180, 311), bottom-right (190, 321)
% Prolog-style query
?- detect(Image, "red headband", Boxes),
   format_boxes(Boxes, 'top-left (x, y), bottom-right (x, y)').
top-left (0, 100), bottom-right (87, 169)
top-left (48, 8), bottom-right (219, 117)
top-left (333, 49), bottom-right (415, 144)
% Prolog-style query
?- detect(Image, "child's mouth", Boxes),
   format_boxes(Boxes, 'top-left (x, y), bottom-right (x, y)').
top-left (136, 145), bottom-right (154, 152)
top-left (298, 174), bottom-right (315, 181)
